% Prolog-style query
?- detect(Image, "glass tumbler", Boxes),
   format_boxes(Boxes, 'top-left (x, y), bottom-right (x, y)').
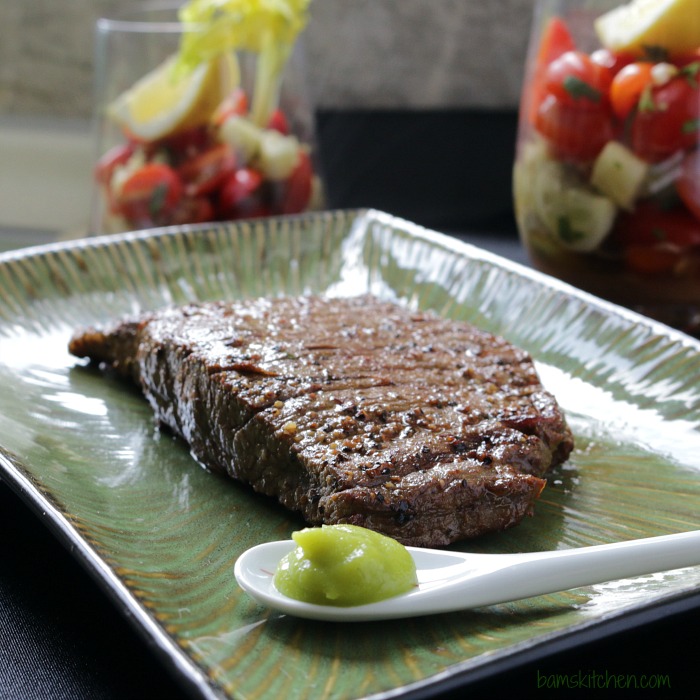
top-left (514, 0), bottom-right (700, 336)
top-left (91, 1), bottom-right (321, 234)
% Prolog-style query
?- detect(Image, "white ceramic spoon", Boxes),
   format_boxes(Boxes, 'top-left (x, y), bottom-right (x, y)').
top-left (234, 529), bottom-right (700, 622)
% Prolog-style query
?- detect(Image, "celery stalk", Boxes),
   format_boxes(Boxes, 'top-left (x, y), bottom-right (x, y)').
top-left (176, 0), bottom-right (312, 126)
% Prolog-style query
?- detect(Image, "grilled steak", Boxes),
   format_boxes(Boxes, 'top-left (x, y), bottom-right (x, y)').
top-left (69, 295), bottom-right (573, 546)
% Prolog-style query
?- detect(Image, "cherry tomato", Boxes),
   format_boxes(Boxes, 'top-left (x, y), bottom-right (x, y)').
top-left (94, 143), bottom-right (135, 185)
top-left (154, 126), bottom-right (213, 165)
top-left (169, 196), bottom-right (215, 225)
top-left (278, 151), bottom-right (313, 214)
top-left (543, 51), bottom-right (612, 108)
top-left (217, 168), bottom-right (267, 219)
top-left (609, 62), bottom-right (654, 120)
top-left (622, 246), bottom-right (682, 274)
top-left (177, 143), bottom-right (236, 197)
top-left (614, 200), bottom-right (700, 275)
top-left (535, 17), bottom-right (576, 63)
top-left (212, 88), bottom-right (249, 126)
top-left (525, 16), bottom-right (576, 124)
top-left (671, 50), bottom-right (700, 67)
top-left (114, 163), bottom-right (184, 227)
top-left (267, 109), bottom-right (290, 135)
top-left (590, 48), bottom-right (636, 74)
top-left (614, 201), bottom-right (700, 249)
top-left (534, 94), bottom-right (614, 161)
top-left (631, 74), bottom-right (700, 161)
top-left (676, 149), bottom-right (700, 222)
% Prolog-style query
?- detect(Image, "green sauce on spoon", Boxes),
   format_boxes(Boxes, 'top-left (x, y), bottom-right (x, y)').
top-left (274, 524), bottom-right (418, 607)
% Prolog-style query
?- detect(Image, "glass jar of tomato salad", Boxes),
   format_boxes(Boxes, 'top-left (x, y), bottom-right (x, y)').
top-left (514, 0), bottom-right (700, 335)
top-left (92, 1), bottom-right (321, 235)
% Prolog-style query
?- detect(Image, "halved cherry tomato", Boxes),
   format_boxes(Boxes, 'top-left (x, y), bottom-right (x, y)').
top-left (534, 94), bottom-right (614, 161)
top-left (676, 149), bottom-right (700, 222)
top-left (94, 143), bottom-right (136, 185)
top-left (212, 88), bottom-right (249, 126)
top-left (631, 74), bottom-right (700, 161)
top-left (267, 109), bottom-right (290, 135)
top-left (278, 151), bottom-right (313, 214)
top-left (217, 168), bottom-right (267, 219)
top-left (114, 163), bottom-right (184, 226)
top-left (609, 61), bottom-right (654, 120)
top-left (177, 143), bottom-right (236, 197)
top-left (525, 16), bottom-right (576, 124)
top-left (543, 51), bottom-right (612, 108)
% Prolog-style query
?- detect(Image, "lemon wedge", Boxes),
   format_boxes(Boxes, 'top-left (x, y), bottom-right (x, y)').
top-left (107, 52), bottom-right (238, 141)
top-left (595, 0), bottom-right (700, 56)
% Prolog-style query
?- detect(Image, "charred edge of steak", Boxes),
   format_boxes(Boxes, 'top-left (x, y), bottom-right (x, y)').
top-left (323, 466), bottom-right (547, 547)
top-left (68, 295), bottom-right (573, 546)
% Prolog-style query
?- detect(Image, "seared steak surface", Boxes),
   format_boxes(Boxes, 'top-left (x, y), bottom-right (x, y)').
top-left (69, 295), bottom-right (573, 546)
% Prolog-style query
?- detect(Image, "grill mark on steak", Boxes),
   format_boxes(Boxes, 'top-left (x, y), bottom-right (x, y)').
top-left (68, 294), bottom-right (574, 546)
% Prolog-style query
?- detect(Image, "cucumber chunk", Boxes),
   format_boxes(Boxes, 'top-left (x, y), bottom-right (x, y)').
top-left (258, 131), bottom-right (301, 180)
top-left (220, 115), bottom-right (263, 166)
top-left (591, 141), bottom-right (649, 210)
top-left (534, 160), bottom-right (618, 252)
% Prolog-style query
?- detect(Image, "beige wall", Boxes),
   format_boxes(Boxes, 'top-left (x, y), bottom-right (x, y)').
top-left (0, 0), bottom-right (533, 120)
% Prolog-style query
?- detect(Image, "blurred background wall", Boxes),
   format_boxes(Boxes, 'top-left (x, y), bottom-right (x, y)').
top-left (0, 0), bottom-right (532, 118)
top-left (0, 0), bottom-right (533, 235)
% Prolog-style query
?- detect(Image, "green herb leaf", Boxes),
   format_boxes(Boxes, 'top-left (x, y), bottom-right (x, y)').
top-left (150, 183), bottom-right (168, 217)
top-left (681, 61), bottom-right (700, 88)
top-left (563, 76), bottom-right (601, 102)
top-left (557, 217), bottom-right (585, 244)
top-left (638, 84), bottom-right (657, 112)
top-left (682, 118), bottom-right (700, 134)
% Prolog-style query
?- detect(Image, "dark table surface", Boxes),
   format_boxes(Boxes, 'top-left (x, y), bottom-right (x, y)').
top-left (2, 110), bottom-right (698, 699)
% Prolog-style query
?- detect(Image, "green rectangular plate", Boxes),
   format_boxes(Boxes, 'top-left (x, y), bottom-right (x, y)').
top-left (1, 209), bottom-right (699, 700)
